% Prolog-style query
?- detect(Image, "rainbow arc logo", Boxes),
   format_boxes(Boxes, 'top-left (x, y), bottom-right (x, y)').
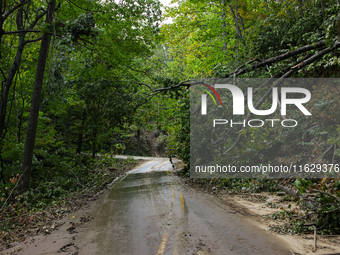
top-left (195, 82), bottom-right (222, 106)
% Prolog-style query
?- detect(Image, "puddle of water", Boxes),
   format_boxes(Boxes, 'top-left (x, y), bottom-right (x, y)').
top-left (108, 171), bottom-right (172, 199)
top-left (128, 161), bottom-right (172, 174)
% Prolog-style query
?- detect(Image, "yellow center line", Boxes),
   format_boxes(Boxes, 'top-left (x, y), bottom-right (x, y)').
top-left (157, 232), bottom-right (168, 255)
top-left (179, 191), bottom-right (185, 214)
top-left (173, 191), bottom-right (185, 255)
top-left (156, 182), bottom-right (175, 255)
top-left (172, 183), bottom-right (175, 202)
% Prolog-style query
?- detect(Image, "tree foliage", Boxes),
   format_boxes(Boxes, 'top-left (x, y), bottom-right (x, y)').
top-left (160, 0), bottom-right (340, 234)
top-left (1, 0), bottom-right (340, 238)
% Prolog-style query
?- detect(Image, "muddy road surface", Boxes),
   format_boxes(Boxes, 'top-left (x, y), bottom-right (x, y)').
top-left (5, 158), bottom-right (293, 255)
top-left (76, 159), bottom-right (291, 255)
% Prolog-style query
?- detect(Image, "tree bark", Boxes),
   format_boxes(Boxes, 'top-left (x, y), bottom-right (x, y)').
top-left (20, 0), bottom-right (56, 193)
top-left (298, 0), bottom-right (304, 16)
top-left (0, 0), bottom-right (47, 142)
top-left (137, 129), bottom-right (141, 156)
top-left (76, 133), bottom-right (83, 154)
top-left (221, 1), bottom-right (227, 53)
top-left (0, 4), bottom-right (25, 141)
top-left (76, 109), bottom-right (86, 154)
top-left (0, 0), bottom-right (3, 59)
top-left (92, 127), bottom-right (97, 159)
top-left (0, 0), bottom-right (32, 59)
top-left (16, 96), bottom-right (26, 143)
top-left (225, 0), bottom-right (246, 48)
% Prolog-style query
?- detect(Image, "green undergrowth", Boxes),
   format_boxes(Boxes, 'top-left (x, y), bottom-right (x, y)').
top-left (178, 168), bottom-right (277, 193)
top-left (0, 153), bottom-right (138, 248)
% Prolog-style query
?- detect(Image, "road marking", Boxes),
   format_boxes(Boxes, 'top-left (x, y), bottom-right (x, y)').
top-left (157, 232), bottom-right (168, 255)
top-left (156, 182), bottom-right (175, 255)
top-left (179, 191), bottom-right (185, 213)
top-left (172, 183), bottom-right (175, 202)
top-left (172, 191), bottom-right (185, 255)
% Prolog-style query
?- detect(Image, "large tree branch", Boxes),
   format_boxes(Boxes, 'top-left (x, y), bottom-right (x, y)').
top-left (226, 40), bottom-right (327, 77)
top-left (233, 58), bottom-right (263, 74)
top-left (222, 55), bottom-right (311, 155)
top-left (222, 42), bottom-right (340, 155)
top-left (153, 80), bottom-right (191, 92)
top-left (112, 80), bottom-right (191, 93)
top-left (4, 29), bottom-right (40, 34)
top-left (280, 42), bottom-right (340, 78)
top-left (24, 36), bottom-right (43, 45)
top-left (252, 54), bottom-right (312, 96)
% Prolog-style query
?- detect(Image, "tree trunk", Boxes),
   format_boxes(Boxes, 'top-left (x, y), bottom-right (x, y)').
top-left (298, 0), bottom-right (304, 16)
top-left (235, 0), bottom-right (239, 66)
top-left (221, 1), bottom-right (227, 53)
top-left (320, 0), bottom-right (325, 22)
top-left (0, 0), bottom-right (3, 59)
top-left (20, 0), bottom-right (56, 193)
top-left (16, 97), bottom-right (25, 143)
top-left (76, 109), bottom-right (86, 154)
top-left (0, 5), bottom-right (25, 141)
top-left (137, 129), bottom-right (141, 156)
top-left (76, 133), bottom-right (83, 154)
top-left (92, 127), bottom-right (97, 159)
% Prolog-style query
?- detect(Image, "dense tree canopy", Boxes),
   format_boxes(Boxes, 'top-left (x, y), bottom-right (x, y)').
top-left (1, 0), bottom-right (340, 238)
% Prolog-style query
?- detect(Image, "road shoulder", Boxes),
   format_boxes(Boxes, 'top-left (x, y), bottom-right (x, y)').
top-left (181, 177), bottom-right (340, 255)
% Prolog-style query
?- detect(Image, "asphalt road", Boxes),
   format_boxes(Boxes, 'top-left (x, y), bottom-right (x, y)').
top-left (73, 158), bottom-right (292, 255)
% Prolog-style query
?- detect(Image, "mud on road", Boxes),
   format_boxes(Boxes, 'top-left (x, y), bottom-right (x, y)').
top-left (2, 158), bottom-right (339, 255)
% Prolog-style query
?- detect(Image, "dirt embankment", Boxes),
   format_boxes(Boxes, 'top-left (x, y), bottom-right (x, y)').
top-left (182, 177), bottom-right (340, 255)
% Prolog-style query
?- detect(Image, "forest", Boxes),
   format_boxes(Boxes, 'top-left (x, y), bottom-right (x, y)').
top-left (1, 0), bottom-right (340, 245)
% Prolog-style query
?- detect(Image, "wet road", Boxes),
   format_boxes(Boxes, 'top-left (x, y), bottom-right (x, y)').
top-left (75, 159), bottom-right (291, 255)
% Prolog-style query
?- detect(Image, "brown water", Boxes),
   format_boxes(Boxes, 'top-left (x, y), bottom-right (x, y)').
top-left (74, 160), bottom-right (291, 255)
top-left (3, 159), bottom-right (292, 255)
